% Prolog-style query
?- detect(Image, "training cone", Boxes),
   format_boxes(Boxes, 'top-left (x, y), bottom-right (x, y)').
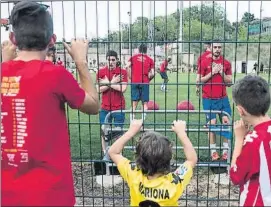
top-left (177, 100), bottom-right (195, 110)
top-left (147, 100), bottom-right (159, 110)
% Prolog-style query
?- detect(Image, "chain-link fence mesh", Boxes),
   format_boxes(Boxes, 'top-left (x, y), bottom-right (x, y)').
top-left (1, 1), bottom-right (271, 206)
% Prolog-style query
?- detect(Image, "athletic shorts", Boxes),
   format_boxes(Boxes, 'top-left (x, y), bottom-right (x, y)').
top-left (202, 97), bottom-right (232, 123)
top-left (131, 84), bottom-right (149, 102)
top-left (99, 109), bottom-right (125, 127)
top-left (160, 72), bottom-right (168, 80)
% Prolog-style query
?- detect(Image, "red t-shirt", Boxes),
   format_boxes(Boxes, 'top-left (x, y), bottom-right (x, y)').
top-left (230, 120), bottom-right (271, 206)
top-left (197, 56), bottom-right (232, 99)
top-left (96, 66), bottom-right (127, 111)
top-left (197, 50), bottom-right (212, 66)
top-left (160, 60), bottom-right (168, 73)
top-left (129, 54), bottom-right (154, 83)
top-left (1, 60), bottom-right (85, 206)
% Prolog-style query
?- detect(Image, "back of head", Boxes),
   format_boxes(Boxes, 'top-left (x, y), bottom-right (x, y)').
top-left (139, 44), bottom-right (147, 54)
top-left (232, 75), bottom-right (270, 116)
top-left (10, 1), bottom-right (53, 51)
top-left (139, 200), bottom-right (161, 207)
top-left (135, 131), bottom-right (172, 176)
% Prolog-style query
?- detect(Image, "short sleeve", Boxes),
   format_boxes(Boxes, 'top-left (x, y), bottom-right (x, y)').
top-left (230, 134), bottom-right (260, 186)
top-left (117, 158), bottom-right (134, 184)
top-left (174, 162), bottom-right (193, 189)
top-left (121, 70), bottom-right (128, 82)
top-left (56, 67), bottom-right (85, 109)
top-left (225, 61), bottom-right (232, 75)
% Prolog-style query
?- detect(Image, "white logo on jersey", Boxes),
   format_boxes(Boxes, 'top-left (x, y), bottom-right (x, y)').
top-left (7, 153), bottom-right (15, 162)
top-left (175, 164), bottom-right (188, 179)
top-left (243, 131), bottom-right (258, 146)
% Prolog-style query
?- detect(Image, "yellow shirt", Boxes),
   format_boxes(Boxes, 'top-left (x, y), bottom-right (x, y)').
top-left (117, 158), bottom-right (193, 206)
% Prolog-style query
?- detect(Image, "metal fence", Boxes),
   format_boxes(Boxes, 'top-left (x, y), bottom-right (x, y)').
top-left (1, 1), bottom-right (271, 206)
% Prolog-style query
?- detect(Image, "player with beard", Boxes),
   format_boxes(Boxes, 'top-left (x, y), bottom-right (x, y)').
top-left (196, 40), bottom-right (232, 162)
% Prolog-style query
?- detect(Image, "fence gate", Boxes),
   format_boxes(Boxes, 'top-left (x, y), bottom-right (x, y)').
top-left (1, 0), bottom-right (271, 206)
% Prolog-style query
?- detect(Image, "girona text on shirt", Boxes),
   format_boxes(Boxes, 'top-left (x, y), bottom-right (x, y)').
top-left (139, 182), bottom-right (170, 200)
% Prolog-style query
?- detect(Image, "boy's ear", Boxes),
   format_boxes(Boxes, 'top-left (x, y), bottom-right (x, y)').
top-left (9, 32), bottom-right (17, 45)
top-left (236, 105), bottom-right (246, 117)
top-left (48, 34), bottom-right (56, 48)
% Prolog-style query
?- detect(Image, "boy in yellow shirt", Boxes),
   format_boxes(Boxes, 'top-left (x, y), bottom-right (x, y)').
top-left (108, 119), bottom-right (197, 206)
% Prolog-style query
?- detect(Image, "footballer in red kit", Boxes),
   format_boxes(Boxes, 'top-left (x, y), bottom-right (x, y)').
top-left (56, 57), bottom-right (63, 66)
top-left (126, 44), bottom-right (155, 120)
top-left (230, 75), bottom-right (271, 206)
top-left (159, 57), bottom-right (171, 92)
top-left (196, 40), bottom-right (232, 161)
top-left (96, 50), bottom-right (128, 160)
top-left (1, 2), bottom-right (99, 206)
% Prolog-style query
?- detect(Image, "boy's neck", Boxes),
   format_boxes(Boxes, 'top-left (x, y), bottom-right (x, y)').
top-left (246, 114), bottom-right (271, 127)
top-left (15, 50), bottom-right (47, 61)
top-left (147, 173), bottom-right (163, 180)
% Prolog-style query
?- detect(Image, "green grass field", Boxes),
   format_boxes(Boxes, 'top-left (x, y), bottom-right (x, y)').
top-left (68, 72), bottom-right (271, 162)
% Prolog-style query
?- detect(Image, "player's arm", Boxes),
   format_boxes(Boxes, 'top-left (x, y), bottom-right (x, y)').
top-left (108, 119), bottom-right (143, 166)
top-left (172, 120), bottom-right (197, 168)
top-left (96, 74), bottom-right (110, 93)
top-left (148, 59), bottom-right (155, 79)
top-left (220, 63), bottom-right (232, 84)
top-left (109, 72), bottom-right (128, 92)
top-left (126, 61), bottom-right (132, 80)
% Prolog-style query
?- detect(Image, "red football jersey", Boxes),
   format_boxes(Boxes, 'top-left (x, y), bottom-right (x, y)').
top-left (197, 56), bottom-right (232, 99)
top-left (1, 60), bottom-right (85, 206)
top-left (160, 60), bottom-right (168, 73)
top-left (230, 120), bottom-right (271, 206)
top-left (96, 66), bottom-right (128, 111)
top-left (129, 54), bottom-right (154, 83)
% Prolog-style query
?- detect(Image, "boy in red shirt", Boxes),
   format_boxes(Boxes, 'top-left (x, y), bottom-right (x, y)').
top-left (1, 2), bottom-right (99, 206)
top-left (96, 50), bottom-right (128, 160)
top-left (230, 75), bottom-right (271, 206)
top-left (126, 44), bottom-right (155, 120)
top-left (159, 56), bottom-right (171, 92)
top-left (196, 40), bottom-right (232, 161)
top-left (56, 57), bottom-right (63, 66)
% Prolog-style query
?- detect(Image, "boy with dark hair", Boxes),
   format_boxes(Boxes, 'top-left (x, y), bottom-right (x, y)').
top-left (97, 50), bottom-right (128, 160)
top-left (126, 43), bottom-right (155, 121)
top-left (1, 2), bottom-right (99, 206)
top-left (108, 119), bottom-right (197, 206)
top-left (230, 75), bottom-right (271, 206)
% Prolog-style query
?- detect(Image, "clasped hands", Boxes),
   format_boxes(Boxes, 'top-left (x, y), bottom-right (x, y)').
top-left (99, 74), bottom-right (124, 86)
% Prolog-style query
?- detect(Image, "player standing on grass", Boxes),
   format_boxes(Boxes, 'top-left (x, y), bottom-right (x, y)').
top-left (196, 40), bottom-right (232, 161)
top-left (96, 50), bottom-right (128, 161)
top-left (108, 119), bottom-right (197, 206)
top-left (1, 2), bottom-right (99, 206)
top-left (230, 75), bottom-right (271, 206)
top-left (159, 56), bottom-right (172, 92)
top-left (126, 44), bottom-right (155, 121)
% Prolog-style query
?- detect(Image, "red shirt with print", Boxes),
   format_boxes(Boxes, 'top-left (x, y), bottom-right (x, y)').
top-left (96, 66), bottom-right (127, 111)
top-left (197, 56), bottom-right (232, 99)
top-left (129, 54), bottom-right (154, 83)
top-left (230, 120), bottom-right (271, 206)
top-left (1, 60), bottom-right (85, 206)
top-left (160, 60), bottom-right (168, 73)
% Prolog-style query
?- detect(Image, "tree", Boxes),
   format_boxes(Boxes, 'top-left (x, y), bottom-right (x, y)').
top-left (241, 12), bottom-right (255, 23)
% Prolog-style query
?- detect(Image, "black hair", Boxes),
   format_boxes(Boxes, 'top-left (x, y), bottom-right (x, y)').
top-left (135, 131), bottom-right (172, 176)
top-left (106, 50), bottom-right (118, 59)
top-left (232, 75), bottom-right (270, 116)
top-left (139, 44), bottom-right (147, 54)
top-left (10, 1), bottom-right (53, 51)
